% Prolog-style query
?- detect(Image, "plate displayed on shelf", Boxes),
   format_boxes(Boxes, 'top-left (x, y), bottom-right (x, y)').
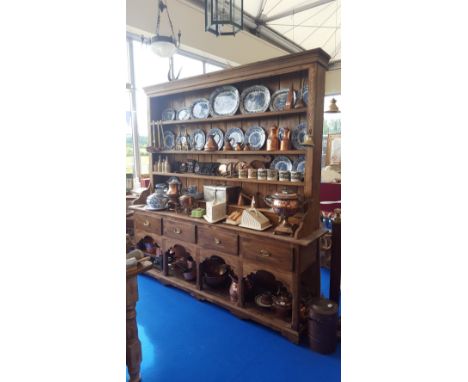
top-left (225, 127), bottom-right (244, 147)
top-left (302, 84), bottom-right (309, 105)
top-left (244, 126), bottom-right (266, 150)
top-left (209, 86), bottom-right (240, 117)
top-left (191, 98), bottom-right (210, 119)
top-left (270, 156), bottom-right (292, 171)
top-left (163, 130), bottom-right (176, 150)
top-left (207, 127), bottom-right (224, 150)
top-left (292, 156), bottom-right (306, 173)
top-left (239, 85), bottom-right (271, 114)
top-left (191, 128), bottom-right (206, 151)
top-left (291, 122), bottom-right (307, 150)
top-left (161, 108), bottom-right (176, 121)
top-left (177, 107), bottom-right (191, 121)
top-left (269, 89), bottom-right (297, 111)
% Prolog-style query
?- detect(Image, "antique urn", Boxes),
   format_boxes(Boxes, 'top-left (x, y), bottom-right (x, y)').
top-left (166, 178), bottom-right (181, 210)
top-left (264, 189), bottom-right (302, 236)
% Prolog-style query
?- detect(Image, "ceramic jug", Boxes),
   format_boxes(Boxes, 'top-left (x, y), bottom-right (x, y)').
top-left (266, 125), bottom-right (279, 151)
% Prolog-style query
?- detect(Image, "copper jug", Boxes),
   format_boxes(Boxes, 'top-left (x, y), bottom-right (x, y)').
top-left (223, 137), bottom-right (233, 151)
top-left (266, 125), bottom-right (279, 151)
top-left (280, 127), bottom-right (291, 151)
top-left (204, 134), bottom-right (218, 151)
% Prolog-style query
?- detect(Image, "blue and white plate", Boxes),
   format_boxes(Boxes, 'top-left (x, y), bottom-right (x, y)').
top-left (191, 128), bottom-right (206, 151)
top-left (207, 127), bottom-right (224, 150)
top-left (177, 107), bottom-right (191, 121)
top-left (163, 130), bottom-right (176, 150)
top-left (244, 126), bottom-right (266, 150)
top-left (161, 108), bottom-right (176, 121)
top-left (226, 127), bottom-right (244, 147)
top-left (291, 122), bottom-right (307, 150)
top-left (269, 89), bottom-right (297, 111)
top-left (302, 84), bottom-right (309, 105)
top-left (292, 156), bottom-right (306, 173)
top-left (270, 156), bottom-right (292, 171)
top-left (240, 85), bottom-right (271, 114)
top-left (209, 86), bottom-right (240, 117)
top-left (191, 99), bottom-right (210, 119)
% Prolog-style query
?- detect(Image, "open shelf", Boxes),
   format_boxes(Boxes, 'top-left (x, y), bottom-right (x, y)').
top-left (159, 108), bottom-right (307, 126)
top-left (147, 149), bottom-right (306, 156)
top-left (152, 172), bottom-right (305, 187)
top-left (243, 302), bottom-right (292, 326)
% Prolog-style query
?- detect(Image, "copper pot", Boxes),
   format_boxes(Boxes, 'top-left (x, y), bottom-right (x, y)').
top-left (166, 178), bottom-right (181, 197)
top-left (264, 189), bottom-right (302, 217)
top-left (264, 189), bottom-right (303, 236)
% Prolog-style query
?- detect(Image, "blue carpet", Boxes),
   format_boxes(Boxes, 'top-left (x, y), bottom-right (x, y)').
top-left (129, 268), bottom-right (340, 382)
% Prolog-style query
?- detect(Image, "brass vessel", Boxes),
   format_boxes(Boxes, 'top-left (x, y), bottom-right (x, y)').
top-left (204, 134), bottom-right (218, 151)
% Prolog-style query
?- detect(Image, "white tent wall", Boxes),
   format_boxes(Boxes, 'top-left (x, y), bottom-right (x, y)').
top-left (126, 0), bottom-right (341, 94)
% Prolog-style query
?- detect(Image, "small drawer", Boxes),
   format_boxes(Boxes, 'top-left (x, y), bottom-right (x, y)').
top-left (240, 236), bottom-right (294, 272)
top-left (134, 213), bottom-right (162, 235)
top-left (163, 219), bottom-right (196, 244)
top-left (198, 226), bottom-right (238, 256)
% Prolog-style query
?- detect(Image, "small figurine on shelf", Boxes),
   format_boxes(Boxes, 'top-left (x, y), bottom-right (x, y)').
top-left (234, 142), bottom-right (243, 151)
top-left (243, 143), bottom-right (251, 151)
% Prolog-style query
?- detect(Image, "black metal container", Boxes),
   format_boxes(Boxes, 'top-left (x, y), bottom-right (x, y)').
top-left (308, 299), bottom-right (338, 354)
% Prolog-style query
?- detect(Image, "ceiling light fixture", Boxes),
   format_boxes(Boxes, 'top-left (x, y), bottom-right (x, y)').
top-left (151, 0), bottom-right (181, 57)
top-left (205, 0), bottom-right (243, 36)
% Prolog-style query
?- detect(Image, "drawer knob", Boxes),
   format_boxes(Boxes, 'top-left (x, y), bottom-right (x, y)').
top-left (143, 220), bottom-right (150, 227)
top-left (259, 249), bottom-right (271, 257)
top-left (214, 238), bottom-right (221, 245)
top-left (173, 227), bottom-right (181, 234)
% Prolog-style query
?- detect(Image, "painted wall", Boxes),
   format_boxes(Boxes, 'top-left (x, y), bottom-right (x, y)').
top-left (127, 0), bottom-right (341, 94)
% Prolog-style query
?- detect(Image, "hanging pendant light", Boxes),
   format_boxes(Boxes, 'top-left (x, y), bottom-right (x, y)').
top-left (151, 0), bottom-right (181, 57)
top-left (325, 98), bottom-right (341, 113)
top-left (205, 0), bottom-right (243, 36)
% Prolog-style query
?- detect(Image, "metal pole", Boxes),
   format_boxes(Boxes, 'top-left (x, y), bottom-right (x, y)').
top-left (126, 37), bottom-right (142, 189)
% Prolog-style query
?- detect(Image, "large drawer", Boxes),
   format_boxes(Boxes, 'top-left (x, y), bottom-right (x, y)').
top-left (163, 218), bottom-right (196, 244)
top-left (240, 236), bottom-right (294, 272)
top-left (134, 213), bottom-right (162, 235)
top-left (197, 225), bottom-right (238, 256)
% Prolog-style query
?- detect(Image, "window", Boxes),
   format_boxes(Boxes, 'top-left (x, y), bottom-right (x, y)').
top-left (322, 95), bottom-right (341, 168)
top-left (126, 35), bottom-right (227, 181)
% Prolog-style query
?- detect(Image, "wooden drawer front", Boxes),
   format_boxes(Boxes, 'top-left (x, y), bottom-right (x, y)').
top-left (163, 219), bottom-right (196, 243)
top-left (240, 237), bottom-right (293, 272)
top-left (198, 226), bottom-right (238, 256)
top-left (134, 213), bottom-right (162, 235)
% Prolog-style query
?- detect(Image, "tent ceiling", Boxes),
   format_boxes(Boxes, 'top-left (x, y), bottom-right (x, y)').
top-left (245, 0), bottom-right (341, 61)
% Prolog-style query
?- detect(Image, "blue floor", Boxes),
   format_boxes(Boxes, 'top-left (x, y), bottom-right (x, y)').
top-left (130, 268), bottom-right (340, 382)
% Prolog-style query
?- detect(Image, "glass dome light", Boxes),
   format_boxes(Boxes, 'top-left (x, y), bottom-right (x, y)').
top-left (150, 35), bottom-right (177, 58)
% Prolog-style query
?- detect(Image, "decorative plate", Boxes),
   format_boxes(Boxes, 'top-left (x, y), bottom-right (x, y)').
top-left (191, 128), bottom-right (206, 151)
top-left (269, 89), bottom-right (297, 111)
top-left (161, 108), bottom-right (176, 121)
top-left (191, 98), bottom-right (210, 119)
top-left (291, 122), bottom-right (307, 150)
top-left (239, 85), bottom-right (271, 114)
top-left (163, 130), bottom-right (176, 150)
top-left (244, 126), bottom-right (266, 150)
top-left (302, 84), bottom-right (309, 105)
top-left (207, 127), bottom-right (224, 150)
top-left (270, 156), bottom-right (292, 171)
top-left (209, 86), bottom-right (240, 117)
top-left (225, 127), bottom-right (244, 147)
top-left (292, 156), bottom-right (306, 173)
top-left (177, 107), bottom-right (191, 121)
